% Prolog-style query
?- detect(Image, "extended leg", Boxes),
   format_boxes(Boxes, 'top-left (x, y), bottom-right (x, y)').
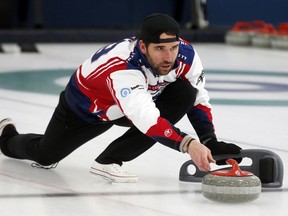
top-left (0, 92), bottom-right (113, 166)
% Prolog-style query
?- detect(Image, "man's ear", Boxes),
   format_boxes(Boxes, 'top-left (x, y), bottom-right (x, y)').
top-left (139, 40), bottom-right (147, 54)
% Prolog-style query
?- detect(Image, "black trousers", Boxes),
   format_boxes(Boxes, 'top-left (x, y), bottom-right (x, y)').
top-left (1, 79), bottom-right (196, 166)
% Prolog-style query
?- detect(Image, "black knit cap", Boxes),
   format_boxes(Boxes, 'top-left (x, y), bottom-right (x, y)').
top-left (139, 13), bottom-right (180, 43)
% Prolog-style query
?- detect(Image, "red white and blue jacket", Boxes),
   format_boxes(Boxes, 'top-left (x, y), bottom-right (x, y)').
top-left (65, 37), bottom-right (215, 152)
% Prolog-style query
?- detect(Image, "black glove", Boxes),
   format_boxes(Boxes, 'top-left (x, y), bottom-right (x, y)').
top-left (204, 138), bottom-right (242, 165)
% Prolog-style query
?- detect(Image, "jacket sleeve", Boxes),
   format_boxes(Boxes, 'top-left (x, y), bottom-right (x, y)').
top-left (184, 50), bottom-right (217, 142)
top-left (108, 69), bottom-right (188, 152)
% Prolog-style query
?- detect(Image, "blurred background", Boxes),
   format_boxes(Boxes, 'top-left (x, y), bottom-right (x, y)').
top-left (0, 0), bottom-right (287, 45)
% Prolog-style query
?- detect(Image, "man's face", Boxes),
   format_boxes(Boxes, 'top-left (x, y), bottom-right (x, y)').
top-left (140, 33), bottom-right (179, 75)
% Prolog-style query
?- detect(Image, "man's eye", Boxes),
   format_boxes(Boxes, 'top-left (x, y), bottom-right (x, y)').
top-left (171, 46), bottom-right (178, 50)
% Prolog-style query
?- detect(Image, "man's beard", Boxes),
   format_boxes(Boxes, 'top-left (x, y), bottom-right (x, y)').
top-left (146, 53), bottom-right (173, 75)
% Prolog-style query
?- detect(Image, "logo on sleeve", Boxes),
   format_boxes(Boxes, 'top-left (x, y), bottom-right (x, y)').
top-left (120, 88), bottom-right (131, 97)
top-left (196, 70), bottom-right (205, 85)
top-left (120, 85), bottom-right (145, 97)
top-left (164, 129), bottom-right (172, 137)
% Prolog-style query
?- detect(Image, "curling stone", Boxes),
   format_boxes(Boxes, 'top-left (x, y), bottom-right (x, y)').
top-left (271, 23), bottom-right (288, 50)
top-left (202, 159), bottom-right (261, 203)
top-left (271, 34), bottom-right (288, 49)
top-left (179, 149), bottom-right (284, 188)
top-left (251, 24), bottom-right (277, 48)
top-left (225, 22), bottom-right (254, 46)
top-left (251, 33), bottom-right (273, 48)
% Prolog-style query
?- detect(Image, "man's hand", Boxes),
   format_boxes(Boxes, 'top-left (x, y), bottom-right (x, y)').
top-left (187, 139), bottom-right (216, 172)
top-left (204, 138), bottom-right (242, 165)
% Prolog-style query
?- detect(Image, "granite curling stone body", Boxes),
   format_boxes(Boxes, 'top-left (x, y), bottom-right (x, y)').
top-left (202, 159), bottom-right (261, 202)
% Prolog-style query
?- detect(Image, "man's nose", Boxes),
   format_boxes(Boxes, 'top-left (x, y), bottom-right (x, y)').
top-left (163, 50), bottom-right (173, 62)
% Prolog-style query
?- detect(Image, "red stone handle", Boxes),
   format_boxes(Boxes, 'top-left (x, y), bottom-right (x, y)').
top-left (211, 159), bottom-right (253, 177)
